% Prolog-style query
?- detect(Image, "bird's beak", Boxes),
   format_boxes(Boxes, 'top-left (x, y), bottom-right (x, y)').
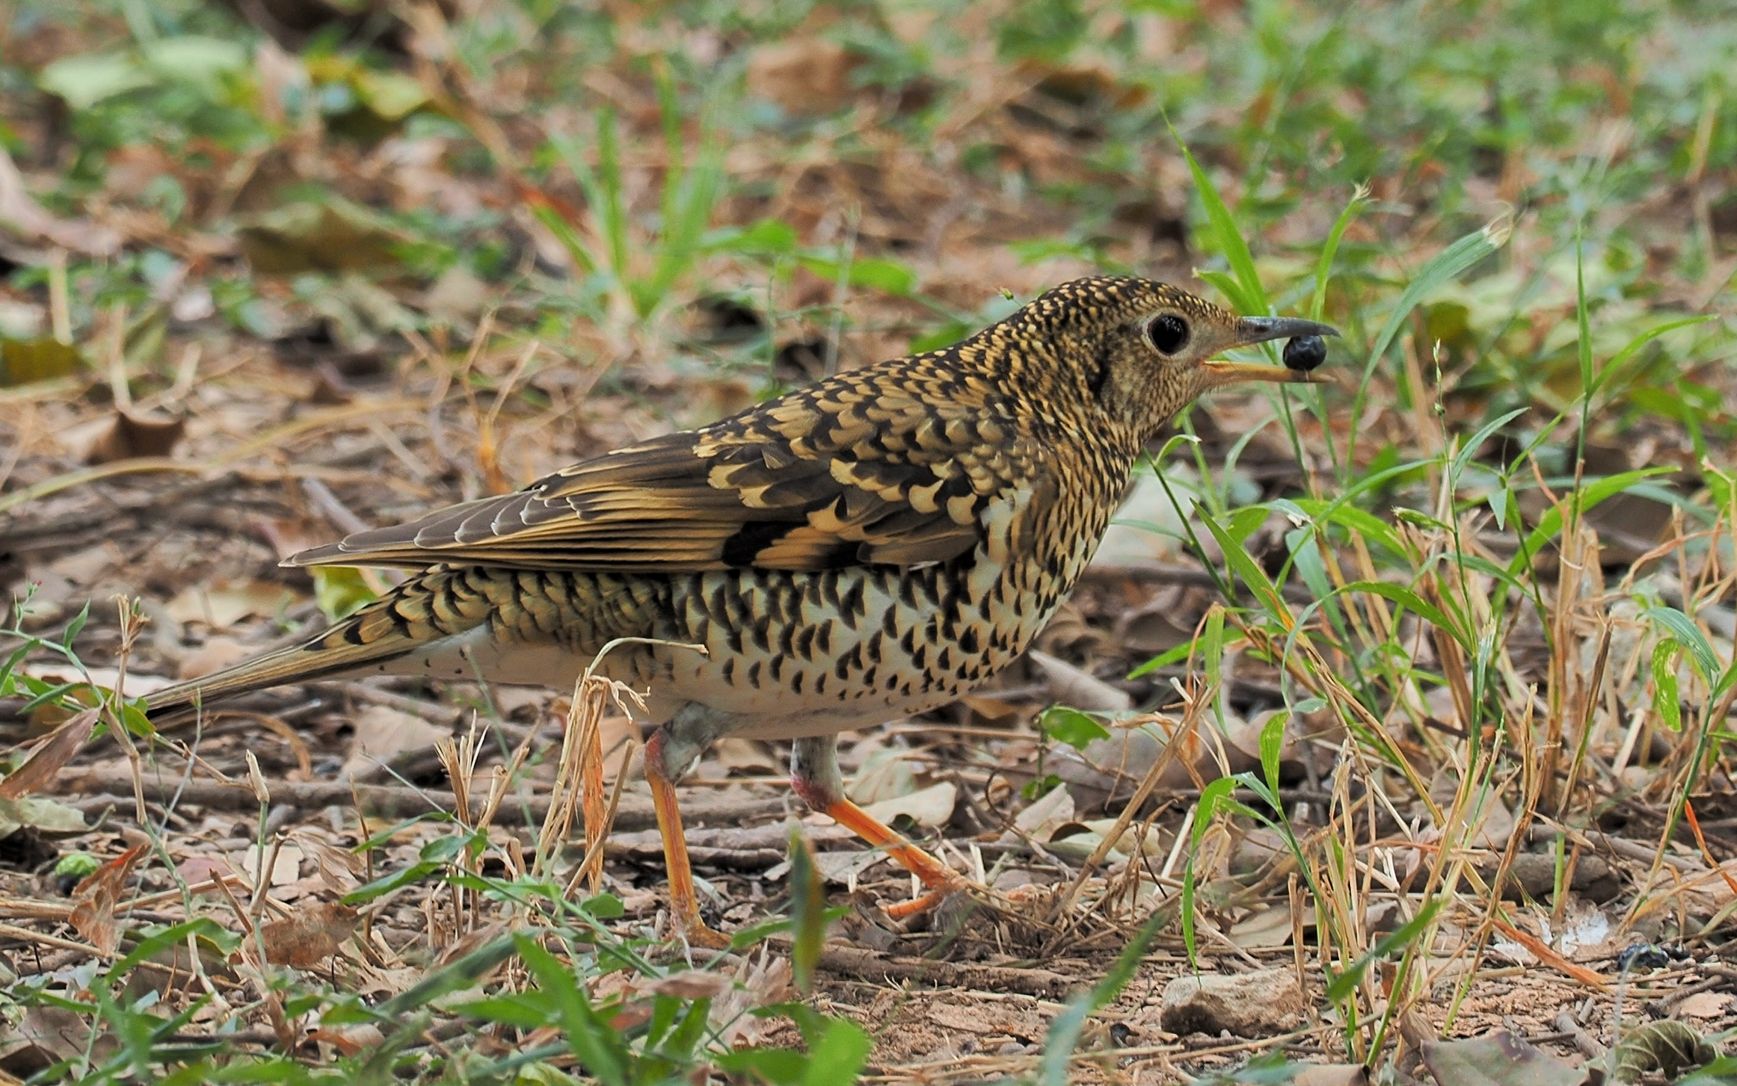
top-left (1200, 315), bottom-right (1341, 388)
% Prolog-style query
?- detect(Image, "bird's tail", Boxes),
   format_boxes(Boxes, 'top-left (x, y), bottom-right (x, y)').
top-left (143, 566), bottom-right (498, 723)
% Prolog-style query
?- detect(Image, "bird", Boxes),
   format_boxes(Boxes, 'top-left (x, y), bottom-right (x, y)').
top-left (141, 276), bottom-right (1336, 947)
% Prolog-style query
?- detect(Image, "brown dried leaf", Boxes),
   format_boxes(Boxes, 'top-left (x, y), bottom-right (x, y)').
top-left (165, 579), bottom-right (299, 630)
top-left (1419, 1031), bottom-right (1585, 1086)
top-left (295, 832), bottom-right (367, 895)
top-left (1677, 990), bottom-right (1733, 1019)
top-left (70, 844), bottom-right (146, 954)
top-left (858, 781), bottom-right (957, 829)
top-left (244, 841), bottom-right (305, 888)
top-left (303, 1024), bottom-right (386, 1056)
top-left (747, 38), bottom-right (860, 115)
top-left (0, 145), bottom-right (121, 256)
top-left (1028, 648), bottom-right (1133, 712)
top-left (0, 708), bottom-right (98, 799)
top-left (1292, 1066), bottom-right (1372, 1086)
top-left (1226, 905), bottom-right (1294, 950)
top-left (649, 970), bottom-right (731, 1001)
top-left (340, 704), bottom-right (449, 778)
top-left (174, 636), bottom-right (257, 680)
top-left (236, 197), bottom-right (411, 275)
top-left (1010, 781), bottom-right (1075, 840)
top-left (257, 901), bottom-right (359, 967)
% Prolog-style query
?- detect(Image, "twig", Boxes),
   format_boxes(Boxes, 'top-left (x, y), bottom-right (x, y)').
top-left (813, 942), bottom-right (1078, 999)
top-left (62, 772), bottom-right (793, 832)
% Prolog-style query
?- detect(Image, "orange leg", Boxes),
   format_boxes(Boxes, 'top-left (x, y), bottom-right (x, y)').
top-left (792, 736), bottom-right (966, 919)
top-left (643, 731), bottom-right (731, 949)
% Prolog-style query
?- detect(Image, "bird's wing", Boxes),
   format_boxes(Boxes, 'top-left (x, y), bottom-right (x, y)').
top-left (287, 374), bottom-right (1044, 573)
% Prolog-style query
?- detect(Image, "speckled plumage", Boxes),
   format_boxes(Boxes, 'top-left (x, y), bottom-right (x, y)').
top-left (146, 275), bottom-right (1335, 945)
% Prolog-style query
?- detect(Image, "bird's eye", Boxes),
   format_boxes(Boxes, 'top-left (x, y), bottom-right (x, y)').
top-left (1145, 314), bottom-right (1190, 355)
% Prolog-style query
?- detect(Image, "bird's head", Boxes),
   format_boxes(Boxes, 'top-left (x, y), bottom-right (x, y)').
top-left (1010, 276), bottom-right (1338, 441)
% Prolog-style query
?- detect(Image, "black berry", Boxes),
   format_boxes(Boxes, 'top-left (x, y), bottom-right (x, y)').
top-left (1283, 335), bottom-right (1326, 372)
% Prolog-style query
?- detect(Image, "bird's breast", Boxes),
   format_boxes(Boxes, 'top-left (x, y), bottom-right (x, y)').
top-left (639, 483), bottom-right (1117, 736)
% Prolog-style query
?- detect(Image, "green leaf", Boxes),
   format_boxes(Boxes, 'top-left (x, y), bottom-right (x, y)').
top-left (1311, 186), bottom-right (1368, 321)
top-left (54, 851), bottom-right (102, 880)
top-left (1040, 706), bottom-right (1113, 750)
top-left (456, 992), bottom-right (554, 1030)
top-left (1225, 504), bottom-right (1269, 547)
top-left (1170, 123), bottom-right (1264, 314)
top-left (1592, 315), bottom-right (1715, 400)
top-left (706, 218), bottom-right (798, 255)
top-left (343, 831), bottom-right (480, 903)
top-left (312, 567), bottom-right (377, 623)
top-left (1258, 711), bottom-right (1288, 798)
top-left (1448, 407), bottom-right (1528, 483)
top-left (1651, 642), bottom-right (1682, 733)
top-left (802, 1017), bottom-right (873, 1086)
top-left (1339, 581), bottom-right (1464, 648)
top-left (797, 255), bottom-right (917, 296)
top-left (110, 918), bottom-right (237, 980)
top-left (1365, 215), bottom-right (1510, 378)
top-left (38, 51), bottom-right (152, 110)
top-left (38, 37), bottom-right (249, 110)
top-left (1643, 605), bottom-right (1720, 684)
top-left (1199, 511), bottom-right (1290, 626)
top-left (514, 936), bottom-right (630, 1085)
top-left (787, 827), bottom-right (826, 996)
top-left (1324, 898), bottom-right (1442, 1003)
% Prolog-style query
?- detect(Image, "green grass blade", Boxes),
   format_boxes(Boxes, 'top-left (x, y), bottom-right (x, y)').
top-left (1169, 121), bottom-right (1266, 314)
top-left (1037, 910), bottom-right (1167, 1086)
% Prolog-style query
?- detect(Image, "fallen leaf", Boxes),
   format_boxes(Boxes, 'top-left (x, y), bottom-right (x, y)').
top-left (847, 747), bottom-right (918, 805)
top-left (1227, 905), bottom-right (1294, 950)
top-left (19, 664), bottom-right (178, 701)
top-left (0, 145), bottom-right (121, 255)
top-left (70, 845), bottom-right (147, 954)
top-left (0, 336), bottom-right (83, 387)
top-left (294, 831), bottom-right (367, 894)
top-left (165, 579), bottom-right (299, 629)
top-left (0, 795), bottom-right (89, 836)
top-left (858, 781), bottom-right (957, 829)
top-left (175, 636), bottom-right (257, 680)
top-left (650, 970), bottom-right (731, 1000)
top-left (0, 708), bottom-right (99, 799)
top-left (1010, 781), bottom-right (1075, 839)
top-left (1675, 990), bottom-right (1731, 1019)
top-left (1293, 1066), bottom-right (1372, 1086)
top-left (257, 901), bottom-right (359, 967)
top-left (303, 1025), bottom-right (387, 1056)
top-left (176, 855), bottom-right (233, 884)
top-left (236, 197), bottom-right (412, 275)
top-left (340, 704), bottom-right (450, 778)
top-left (1029, 648), bottom-right (1133, 711)
top-left (243, 842), bottom-right (305, 888)
top-left (1419, 1031), bottom-right (1585, 1086)
top-left (747, 38), bottom-right (860, 115)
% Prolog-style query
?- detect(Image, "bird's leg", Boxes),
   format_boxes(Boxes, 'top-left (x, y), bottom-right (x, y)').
top-left (790, 735), bottom-right (964, 918)
top-left (642, 729), bottom-right (731, 949)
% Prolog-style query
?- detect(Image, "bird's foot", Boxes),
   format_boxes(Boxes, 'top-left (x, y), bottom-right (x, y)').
top-left (676, 918), bottom-right (734, 951)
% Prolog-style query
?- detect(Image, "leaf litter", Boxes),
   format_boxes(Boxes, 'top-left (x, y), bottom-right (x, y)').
top-left (0, 3), bottom-right (1734, 1083)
